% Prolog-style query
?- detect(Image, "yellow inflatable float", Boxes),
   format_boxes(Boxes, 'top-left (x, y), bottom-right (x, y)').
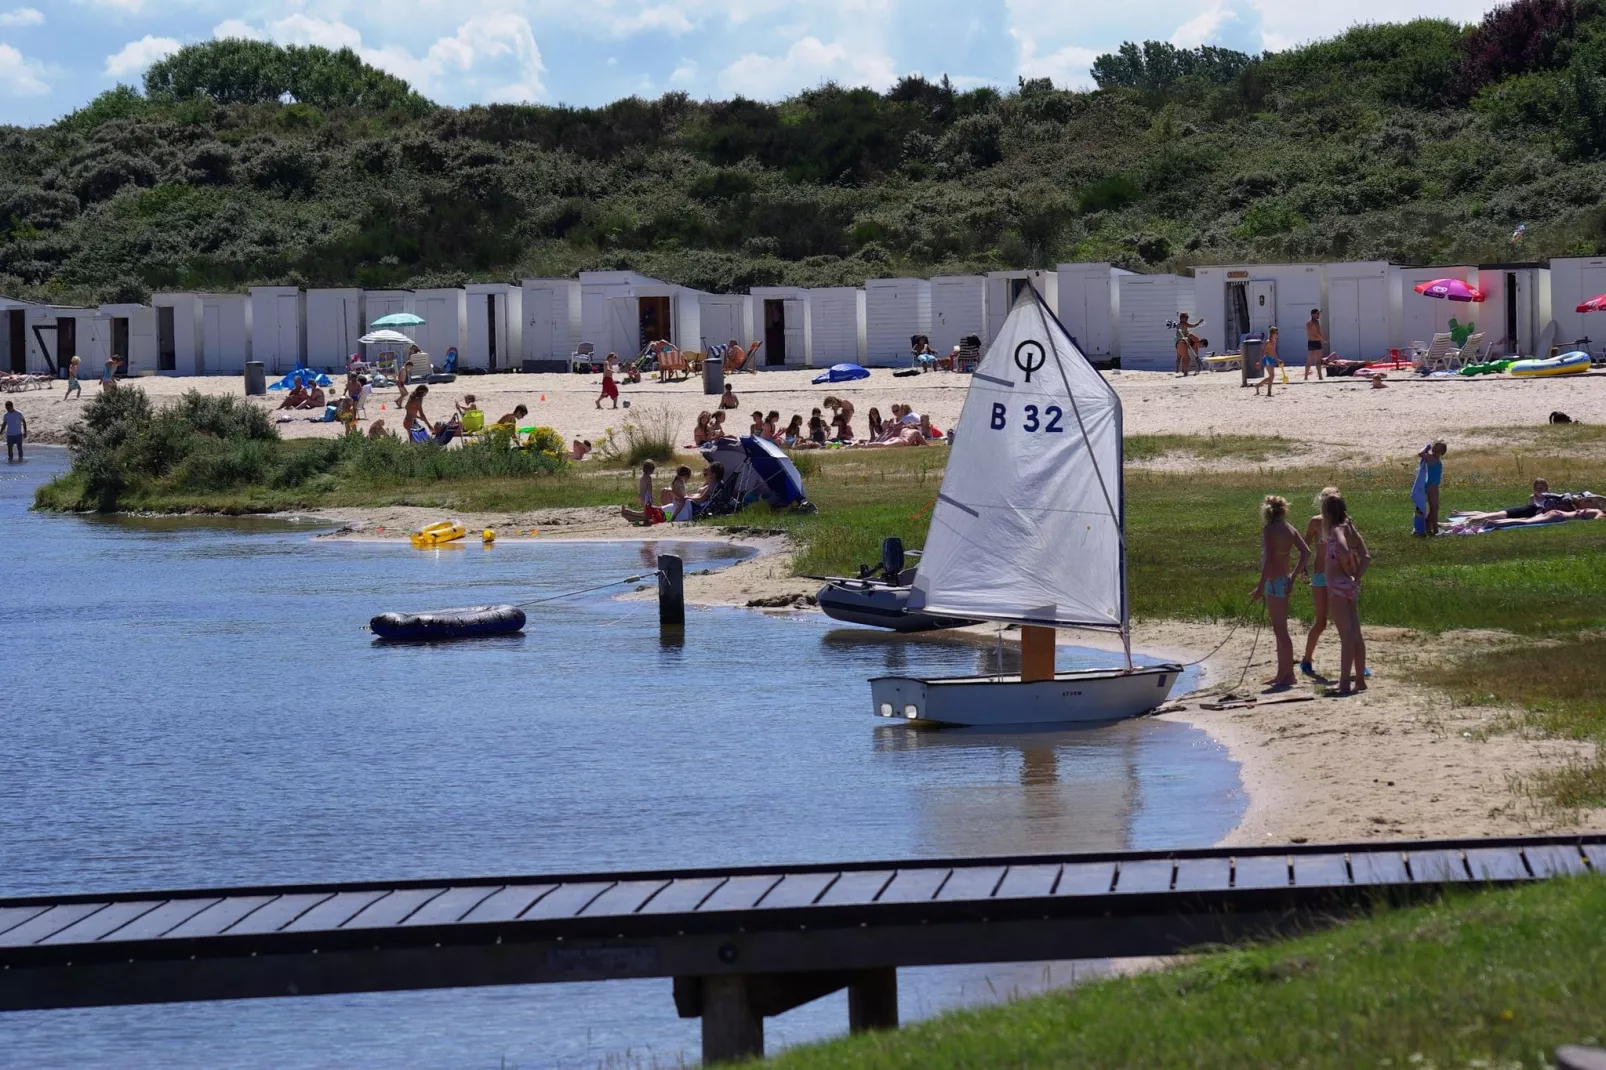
top-left (410, 520), bottom-right (466, 548)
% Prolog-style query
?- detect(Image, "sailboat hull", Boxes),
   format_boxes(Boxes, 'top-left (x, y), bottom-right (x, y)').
top-left (870, 664), bottom-right (1181, 727)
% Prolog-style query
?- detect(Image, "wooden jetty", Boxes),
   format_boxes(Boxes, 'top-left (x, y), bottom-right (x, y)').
top-left (2, 834), bottom-right (1602, 1063)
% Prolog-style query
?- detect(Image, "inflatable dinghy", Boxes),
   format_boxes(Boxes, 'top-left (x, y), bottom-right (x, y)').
top-left (370, 604), bottom-right (526, 641)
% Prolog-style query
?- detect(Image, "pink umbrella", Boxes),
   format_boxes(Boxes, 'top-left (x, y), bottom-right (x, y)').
top-left (1414, 278), bottom-right (1484, 302)
top-left (1576, 293), bottom-right (1606, 313)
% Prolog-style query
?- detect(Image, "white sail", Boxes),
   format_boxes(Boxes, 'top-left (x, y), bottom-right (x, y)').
top-left (909, 287), bottom-right (1125, 630)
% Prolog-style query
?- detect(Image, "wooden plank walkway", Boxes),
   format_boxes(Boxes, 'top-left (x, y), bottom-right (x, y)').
top-left (2, 834), bottom-right (1600, 1063)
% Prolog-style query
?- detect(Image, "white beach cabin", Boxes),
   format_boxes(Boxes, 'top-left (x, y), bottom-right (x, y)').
top-left (1055, 263), bottom-right (1131, 364)
top-left (1113, 273), bottom-right (1194, 370)
top-left (465, 283), bottom-right (522, 373)
top-left (864, 277), bottom-right (932, 366)
top-left (1192, 263), bottom-right (1323, 358)
top-left (521, 278), bottom-right (580, 370)
top-left (697, 293), bottom-right (754, 354)
top-left (1396, 266), bottom-right (1476, 353)
top-left (151, 293), bottom-right (204, 375)
top-left (249, 287), bottom-right (306, 373)
top-left (1475, 264), bottom-right (1553, 357)
top-left (579, 271), bottom-right (703, 360)
top-left (985, 271), bottom-right (1058, 344)
top-left (1322, 262), bottom-right (1398, 362)
top-left (749, 286), bottom-right (807, 367)
top-left (306, 289), bottom-right (365, 368)
top-left (413, 288), bottom-right (466, 367)
top-left (363, 290), bottom-right (414, 327)
top-left (1548, 256), bottom-right (1606, 355)
top-left (929, 275), bottom-right (987, 358)
top-left (98, 303), bottom-right (158, 376)
top-left (806, 287), bottom-right (867, 367)
top-left (23, 305), bottom-right (100, 376)
top-left (200, 294), bottom-right (252, 375)
top-left (0, 296), bottom-right (35, 375)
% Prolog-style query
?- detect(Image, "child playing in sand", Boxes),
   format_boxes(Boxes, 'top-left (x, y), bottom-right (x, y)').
top-left (1250, 495), bottom-right (1312, 689)
top-left (620, 460), bottom-right (664, 524)
top-left (597, 358), bottom-right (619, 409)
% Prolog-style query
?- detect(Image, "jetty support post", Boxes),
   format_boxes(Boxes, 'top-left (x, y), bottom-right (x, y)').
top-left (675, 968), bottom-right (900, 1064)
top-left (658, 554), bottom-right (684, 635)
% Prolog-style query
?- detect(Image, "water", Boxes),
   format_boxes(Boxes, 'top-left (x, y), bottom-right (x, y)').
top-left (0, 449), bottom-right (1243, 1068)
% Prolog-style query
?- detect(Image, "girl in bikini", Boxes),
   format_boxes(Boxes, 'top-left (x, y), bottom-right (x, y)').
top-left (1322, 493), bottom-right (1372, 695)
top-left (1250, 495), bottom-right (1311, 689)
top-left (1300, 486), bottom-right (1338, 676)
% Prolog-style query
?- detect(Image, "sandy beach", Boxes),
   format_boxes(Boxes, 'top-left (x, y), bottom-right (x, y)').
top-left (17, 365), bottom-right (1606, 466)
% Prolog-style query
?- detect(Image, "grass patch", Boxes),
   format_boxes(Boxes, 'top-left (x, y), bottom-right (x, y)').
top-left (594, 405), bottom-right (679, 467)
top-left (1424, 637), bottom-right (1606, 808)
top-left (762, 876), bottom-right (1606, 1070)
top-left (1125, 433), bottom-right (1299, 464)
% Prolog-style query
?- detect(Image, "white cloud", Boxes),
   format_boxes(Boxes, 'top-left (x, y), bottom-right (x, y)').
top-left (669, 59), bottom-right (697, 85)
top-left (104, 34), bottom-right (182, 78)
top-left (1171, 3), bottom-right (1236, 48)
top-left (80, 0), bottom-right (145, 11)
top-left (720, 35), bottom-right (896, 98)
top-left (269, 14), bottom-right (364, 51)
top-left (0, 7), bottom-right (43, 27)
top-left (0, 41), bottom-right (47, 94)
top-left (212, 19), bottom-right (265, 42)
top-left (1015, 37), bottom-right (1101, 88)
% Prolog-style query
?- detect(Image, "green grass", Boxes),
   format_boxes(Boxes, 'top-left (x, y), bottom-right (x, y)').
top-left (761, 876), bottom-right (1606, 1070)
top-left (1125, 433), bottom-right (1299, 464)
top-left (1425, 637), bottom-right (1606, 808)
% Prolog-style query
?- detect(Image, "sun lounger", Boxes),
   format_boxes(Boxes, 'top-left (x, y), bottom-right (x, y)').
top-left (1203, 352), bottom-right (1242, 372)
top-left (1417, 333), bottom-right (1456, 371)
top-left (656, 348), bottom-right (690, 381)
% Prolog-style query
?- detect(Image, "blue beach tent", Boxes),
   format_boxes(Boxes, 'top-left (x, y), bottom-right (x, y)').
top-left (812, 363), bottom-right (870, 384)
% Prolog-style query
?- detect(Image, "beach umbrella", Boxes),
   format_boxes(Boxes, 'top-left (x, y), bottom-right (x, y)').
top-left (1576, 294), bottom-right (1606, 313)
top-left (1413, 278), bottom-right (1484, 302)
top-left (359, 329), bottom-right (414, 345)
top-left (371, 312), bottom-right (425, 327)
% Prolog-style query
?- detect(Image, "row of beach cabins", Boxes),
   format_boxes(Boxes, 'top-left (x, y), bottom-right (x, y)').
top-left (3, 258), bottom-right (1604, 379)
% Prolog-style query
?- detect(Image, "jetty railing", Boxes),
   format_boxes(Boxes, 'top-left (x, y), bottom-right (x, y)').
top-left (3, 833), bottom-right (1602, 1063)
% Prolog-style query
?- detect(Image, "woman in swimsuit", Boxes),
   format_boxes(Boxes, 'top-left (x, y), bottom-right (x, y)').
top-left (1250, 495), bottom-right (1311, 689)
top-left (1322, 493), bottom-right (1371, 695)
top-left (867, 408), bottom-right (884, 442)
top-left (402, 385), bottom-right (429, 435)
top-left (1300, 486), bottom-right (1339, 676)
top-left (1174, 314), bottom-right (1202, 376)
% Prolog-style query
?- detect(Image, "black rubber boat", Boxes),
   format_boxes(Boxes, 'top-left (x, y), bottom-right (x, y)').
top-left (369, 604), bottom-right (526, 641)
top-left (814, 537), bottom-right (978, 634)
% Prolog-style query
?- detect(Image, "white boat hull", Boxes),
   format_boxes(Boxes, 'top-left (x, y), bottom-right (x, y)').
top-left (870, 664), bottom-right (1181, 727)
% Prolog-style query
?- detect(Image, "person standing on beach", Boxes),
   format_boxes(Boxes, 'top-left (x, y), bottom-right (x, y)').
top-left (1253, 326), bottom-right (1283, 397)
top-left (1250, 495), bottom-right (1311, 689)
top-left (102, 355), bottom-right (121, 393)
top-left (1174, 314), bottom-right (1202, 376)
top-left (1418, 440), bottom-right (1448, 535)
top-left (3, 401), bottom-right (26, 462)
top-left (1300, 486), bottom-right (1339, 677)
top-left (597, 356), bottom-right (620, 409)
top-left (63, 356), bottom-right (82, 401)
top-left (1304, 309), bottom-right (1326, 380)
top-left (1322, 493), bottom-right (1371, 695)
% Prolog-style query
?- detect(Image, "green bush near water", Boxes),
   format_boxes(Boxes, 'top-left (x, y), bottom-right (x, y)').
top-left (38, 388), bottom-right (568, 512)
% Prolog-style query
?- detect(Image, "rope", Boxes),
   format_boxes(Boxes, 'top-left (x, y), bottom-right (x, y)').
top-left (512, 571), bottom-right (660, 608)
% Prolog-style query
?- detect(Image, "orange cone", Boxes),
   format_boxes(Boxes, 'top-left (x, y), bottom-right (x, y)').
top-left (540, 394), bottom-right (546, 401)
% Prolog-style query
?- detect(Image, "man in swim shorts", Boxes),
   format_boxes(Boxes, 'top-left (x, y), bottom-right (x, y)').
top-left (3, 401), bottom-right (25, 462)
top-left (1304, 309), bottom-right (1325, 380)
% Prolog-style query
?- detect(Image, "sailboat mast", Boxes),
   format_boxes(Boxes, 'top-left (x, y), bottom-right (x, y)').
top-left (1116, 359), bottom-right (1133, 672)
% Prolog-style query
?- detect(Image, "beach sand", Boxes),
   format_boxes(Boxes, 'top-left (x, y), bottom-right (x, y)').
top-left (19, 366), bottom-right (1606, 467)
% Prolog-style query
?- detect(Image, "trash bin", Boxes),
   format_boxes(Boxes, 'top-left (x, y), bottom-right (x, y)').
top-left (702, 354), bottom-right (724, 396)
top-left (244, 361), bottom-right (266, 396)
top-left (1240, 333), bottom-right (1265, 387)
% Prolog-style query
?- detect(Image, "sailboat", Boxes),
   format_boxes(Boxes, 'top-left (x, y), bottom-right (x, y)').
top-left (870, 285), bottom-right (1181, 727)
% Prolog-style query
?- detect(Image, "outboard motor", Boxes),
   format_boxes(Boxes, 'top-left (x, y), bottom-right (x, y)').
top-left (880, 537), bottom-right (905, 581)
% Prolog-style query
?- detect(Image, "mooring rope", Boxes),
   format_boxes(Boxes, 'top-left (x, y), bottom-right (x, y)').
top-left (511, 571), bottom-right (661, 609)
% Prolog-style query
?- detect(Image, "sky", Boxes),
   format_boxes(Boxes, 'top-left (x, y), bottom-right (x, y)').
top-left (0, 0), bottom-right (1508, 126)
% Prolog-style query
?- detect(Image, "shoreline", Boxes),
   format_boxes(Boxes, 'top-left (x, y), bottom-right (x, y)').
top-left (301, 510), bottom-right (1604, 848)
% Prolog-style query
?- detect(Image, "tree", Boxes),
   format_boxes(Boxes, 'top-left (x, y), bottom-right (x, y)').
top-left (1091, 41), bottom-right (1253, 91)
top-left (144, 40), bottom-right (430, 114)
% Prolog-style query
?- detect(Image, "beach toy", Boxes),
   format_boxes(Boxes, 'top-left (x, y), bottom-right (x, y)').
top-left (370, 604), bottom-right (526, 641)
top-left (409, 520), bottom-right (466, 548)
top-left (1509, 352), bottom-right (1590, 378)
top-left (481, 528), bottom-right (495, 544)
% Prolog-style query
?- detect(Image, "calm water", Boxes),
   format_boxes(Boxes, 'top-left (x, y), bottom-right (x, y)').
top-left (0, 448), bottom-right (1243, 1068)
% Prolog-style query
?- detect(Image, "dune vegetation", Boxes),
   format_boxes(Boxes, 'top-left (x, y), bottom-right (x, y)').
top-left (6, 0), bottom-right (1606, 306)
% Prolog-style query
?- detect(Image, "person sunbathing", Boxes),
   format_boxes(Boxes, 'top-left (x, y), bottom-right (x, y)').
top-left (862, 425), bottom-right (927, 448)
top-left (1485, 506), bottom-right (1604, 529)
top-left (277, 383), bottom-right (308, 410)
top-left (569, 439), bottom-right (592, 460)
top-left (367, 419), bottom-right (392, 439)
top-left (297, 385), bottom-right (327, 410)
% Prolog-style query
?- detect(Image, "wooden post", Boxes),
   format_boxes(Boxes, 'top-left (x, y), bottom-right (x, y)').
top-left (1020, 624), bottom-right (1055, 683)
top-left (847, 968), bottom-right (898, 1034)
top-left (700, 975), bottom-right (763, 1064)
top-left (657, 554), bottom-right (684, 635)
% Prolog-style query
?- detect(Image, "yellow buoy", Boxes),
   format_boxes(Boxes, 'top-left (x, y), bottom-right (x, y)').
top-left (482, 528), bottom-right (496, 544)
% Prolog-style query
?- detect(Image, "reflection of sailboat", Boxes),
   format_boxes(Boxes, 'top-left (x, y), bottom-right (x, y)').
top-left (871, 286), bottom-right (1180, 727)
top-left (872, 723), bottom-right (1142, 855)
